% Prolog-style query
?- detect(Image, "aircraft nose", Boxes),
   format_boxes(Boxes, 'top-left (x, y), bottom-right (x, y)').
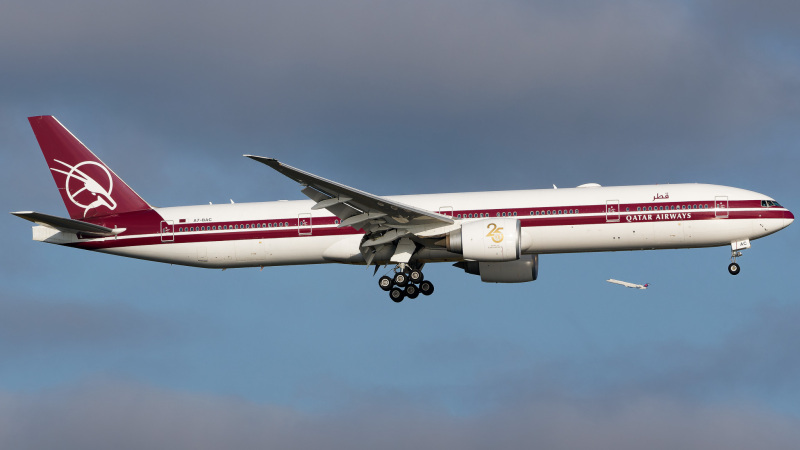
top-left (785, 209), bottom-right (795, 228)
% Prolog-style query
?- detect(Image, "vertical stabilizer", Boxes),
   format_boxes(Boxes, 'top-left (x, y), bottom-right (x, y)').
top-left (28, 116), bottom-right (151, 219)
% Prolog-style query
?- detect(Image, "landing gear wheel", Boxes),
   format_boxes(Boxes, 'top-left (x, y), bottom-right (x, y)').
top-left (393, 272), bottom-right (408, 287)
top-left (409, 269), bottom-right (423, 283)
top-left (405, 284), bottom-right (419, 299)
top-left (378, 276), bottom-right (393, 291)
top-left (419, 280), bottom-right (435, 296)
top-left (389, 287), bottom-right (405, 303)
top-left (728, 262), bottom-right (740, 275)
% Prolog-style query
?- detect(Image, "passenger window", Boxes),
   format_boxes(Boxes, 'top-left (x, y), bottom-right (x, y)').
top-left (513, 212), bottom-right (517, 216)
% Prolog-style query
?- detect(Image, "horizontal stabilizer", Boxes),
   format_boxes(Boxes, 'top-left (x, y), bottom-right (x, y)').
top-left (10, 211), bottom-right (120, 237)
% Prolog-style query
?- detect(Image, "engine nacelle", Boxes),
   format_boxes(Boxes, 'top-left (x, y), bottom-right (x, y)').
top-left (446, 218), bottom-right (521, 262)
top-left (454, 254), bottom-right (539, 283)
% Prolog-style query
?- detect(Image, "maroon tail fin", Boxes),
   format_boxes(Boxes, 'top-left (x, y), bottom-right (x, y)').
top-left (28, 116), bottom-right (151, 219)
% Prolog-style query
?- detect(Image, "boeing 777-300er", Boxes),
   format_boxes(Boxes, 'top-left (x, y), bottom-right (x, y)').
top-left (11, 116), bottom-right (795, 302)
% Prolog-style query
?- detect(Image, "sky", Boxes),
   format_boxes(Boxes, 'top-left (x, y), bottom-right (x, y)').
top-left (1, 0), bottom-right (800, 448)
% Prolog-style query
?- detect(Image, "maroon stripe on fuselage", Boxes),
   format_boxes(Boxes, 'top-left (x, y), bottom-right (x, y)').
top-left (66, 202), bottom-right (789, 251)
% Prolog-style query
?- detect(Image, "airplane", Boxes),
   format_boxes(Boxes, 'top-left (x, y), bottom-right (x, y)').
top-left (11, 116), bottom-right (795, 303)
top-left (607, 279), bottom-right (649, 290)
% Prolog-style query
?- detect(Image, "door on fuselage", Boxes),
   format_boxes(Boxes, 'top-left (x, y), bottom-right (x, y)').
top-left (715, 196), bottom-right (729, 218)
top-left (606, 200), bottom-right (620, 222)
top-left (298, 213), bottom-right (312, 236)
top-left (160, 220), bottom-right (174, 242)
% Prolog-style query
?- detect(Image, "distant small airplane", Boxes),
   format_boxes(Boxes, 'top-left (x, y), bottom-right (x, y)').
top-left (607, 279), bottom-right (649, 289)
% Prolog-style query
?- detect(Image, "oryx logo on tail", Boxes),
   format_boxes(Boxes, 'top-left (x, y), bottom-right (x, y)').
top-left (50, 159), bottom-right (117, 217)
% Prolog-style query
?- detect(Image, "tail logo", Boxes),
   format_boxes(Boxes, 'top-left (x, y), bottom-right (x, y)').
top-left (50, 159), bottom-right (117, 217)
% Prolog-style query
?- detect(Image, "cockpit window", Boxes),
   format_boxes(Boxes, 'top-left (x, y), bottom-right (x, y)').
top-left (763, 200), bottom-right (782, 207)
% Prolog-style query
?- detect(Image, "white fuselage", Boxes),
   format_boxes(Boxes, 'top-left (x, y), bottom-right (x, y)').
top-left (34, 183), bottom-right (792, 269)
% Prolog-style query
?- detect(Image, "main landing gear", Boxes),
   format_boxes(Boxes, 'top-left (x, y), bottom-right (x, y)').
top-left (378, 265), bottom-right (434, 303)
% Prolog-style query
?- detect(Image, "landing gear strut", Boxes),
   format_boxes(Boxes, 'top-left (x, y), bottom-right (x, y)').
top-left (377, 263), bottom-right (434, 302)
top-left (728, 250), bottom-right (743, 275)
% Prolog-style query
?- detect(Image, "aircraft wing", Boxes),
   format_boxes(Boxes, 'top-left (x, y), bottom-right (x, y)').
top-left (245, 156), bottom-right (454, 239)
top-left (11, 211), bottom-right (121, 237)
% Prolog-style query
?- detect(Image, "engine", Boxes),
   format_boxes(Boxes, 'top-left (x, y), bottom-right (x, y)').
top-left (445, 218), bottom-right (521, 262)
top-left (454, 254), bottom-right (539, 283)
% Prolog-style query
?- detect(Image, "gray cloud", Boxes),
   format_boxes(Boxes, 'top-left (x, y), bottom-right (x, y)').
top-left (1, 378), bottom-right (798, 450)
top-left (2, 0), bottom-right (798, 198)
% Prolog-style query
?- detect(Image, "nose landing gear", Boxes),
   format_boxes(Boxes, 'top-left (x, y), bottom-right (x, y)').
top-left (378, 264), bottom-right (434, 302)
top-left (727, 239), bottom-right (750, 276)
top-left (728, 251), bottom-right (742, 275)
